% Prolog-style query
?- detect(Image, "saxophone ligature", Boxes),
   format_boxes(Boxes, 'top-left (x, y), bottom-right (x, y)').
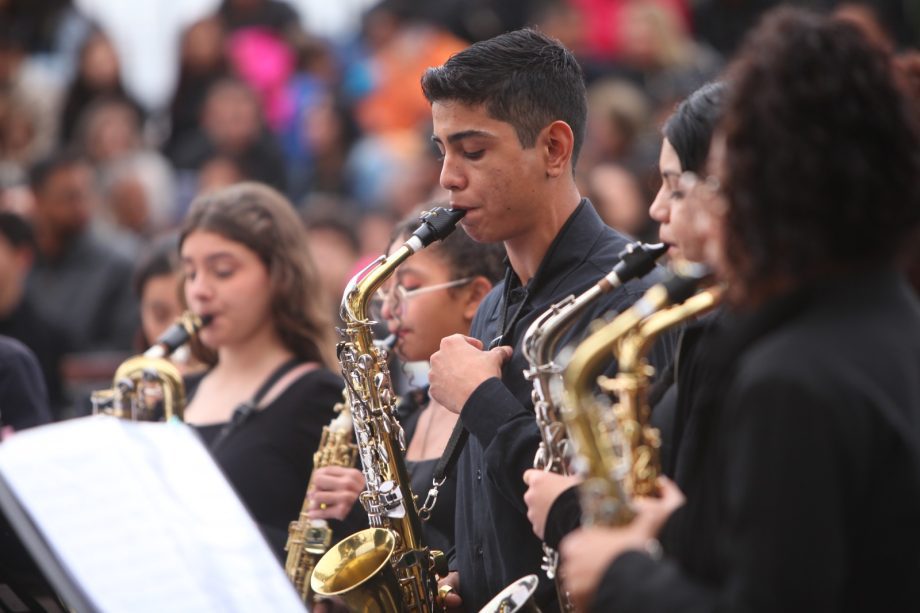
top-left (310, 206), bottom-right (465, 612)
top-left (519, 241), bottom-right (666, 610)
top-left (561, 265), bottom-right (720, 527)
top-left (91, 311), bottom-right (211, 421)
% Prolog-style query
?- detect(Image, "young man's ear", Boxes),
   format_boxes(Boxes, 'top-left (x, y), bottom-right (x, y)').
top-left (543, 120), bottom-right (575, 178)
top-left (463, 277), bottom-right (494, 320)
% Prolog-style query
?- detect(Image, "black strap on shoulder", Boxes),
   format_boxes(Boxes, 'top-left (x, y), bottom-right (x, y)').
top-left (432, 419), bottom-right (468, 484)
top-left (209, 357), bottom-right (302, 452)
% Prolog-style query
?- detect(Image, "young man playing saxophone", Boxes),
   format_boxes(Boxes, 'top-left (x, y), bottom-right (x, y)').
top-left (421, 29), bottom-right (673, 611)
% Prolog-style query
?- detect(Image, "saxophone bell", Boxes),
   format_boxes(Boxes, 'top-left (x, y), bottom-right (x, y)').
top-left (479, 575), bottom-right (541, 613)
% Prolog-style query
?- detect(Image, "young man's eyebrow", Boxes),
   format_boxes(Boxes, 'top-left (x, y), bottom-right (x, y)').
top-left (431, 129), bottom-right (496, 145)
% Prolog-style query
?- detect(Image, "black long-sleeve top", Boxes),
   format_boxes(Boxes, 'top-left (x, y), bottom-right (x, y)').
top-left (593, 269), bottom-right (920, 613)
top-left (452, 201), bottom-right (675, 612)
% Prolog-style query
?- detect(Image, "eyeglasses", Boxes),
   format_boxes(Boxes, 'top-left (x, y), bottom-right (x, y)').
top-left (371, 277), bottom-right (473, 320)
top-left (678, 171), bottom-right (727, 214)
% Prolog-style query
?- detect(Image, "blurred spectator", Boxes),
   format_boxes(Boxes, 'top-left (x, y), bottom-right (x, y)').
top-left (567, 0), bottom-right (690, 63)
top-left (0, 335), bottom-right (53, 431)
top-left (24, 151), bottom-right (138, 354)
top-left (59, 25), bottom-right (143, 146)
top-left (76, 98), bottom-right (178, 240)
top-left (165, 16), bottom-right (230, 160)
top-left (0, 0), bottom-right (73, 55)
top-left (132, 232), bottom-right (205, 374)
top-left (0, 211), bottom-right (68, 418)
top-left (0, 93), bottom-right (38, 181)
top-left (290, 92), bottom-right (360, 200)
top-left (227, 27), bottom-right (296, 133)
top-left (170, 78), bottom-right (287, 191)
top-left (613, 0), bottom-right (722, 109)
top-left (349, 1), bottom-right (467, 135)
top-left (302, 199), bottom-right (362, 323)
top-left (0, 24), bottom-right (62, 166)
top-left (218, 0), bottom-right (305, 42)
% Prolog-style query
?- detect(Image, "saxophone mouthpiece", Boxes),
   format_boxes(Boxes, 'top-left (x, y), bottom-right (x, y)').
top-left (144, 312), bottom-right (213, 359)
top-left (410, 207), bottom-right (466, 249)
top-left (374, 334), bottom-right (398, 351)
top-left (611, 241), bottom-right (669, 284)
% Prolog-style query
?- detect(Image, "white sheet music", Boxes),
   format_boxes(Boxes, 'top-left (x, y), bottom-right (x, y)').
top-left (0, 416), bottom-right (307, 613)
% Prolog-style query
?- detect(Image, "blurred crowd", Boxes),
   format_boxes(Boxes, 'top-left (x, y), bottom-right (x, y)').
top-left (0, 0), bottom-right (917, 420)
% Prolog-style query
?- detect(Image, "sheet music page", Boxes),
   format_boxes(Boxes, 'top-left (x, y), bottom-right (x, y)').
top-left (0, 416), bottom-right (307, 613)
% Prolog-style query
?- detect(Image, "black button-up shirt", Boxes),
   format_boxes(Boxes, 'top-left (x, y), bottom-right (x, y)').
top-left (452, 200), bottom-right (675, 611)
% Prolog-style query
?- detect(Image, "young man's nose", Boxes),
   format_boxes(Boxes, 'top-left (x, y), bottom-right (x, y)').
top-left (439, 153), bottom-right (468, 192)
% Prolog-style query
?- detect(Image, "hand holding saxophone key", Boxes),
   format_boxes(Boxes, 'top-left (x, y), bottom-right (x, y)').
top-left (428, 334), bottom-right (513, 414)
top-left (559, 476), bottom-right (685, 609)
top-left (522, 469), bottom-right (583, 540)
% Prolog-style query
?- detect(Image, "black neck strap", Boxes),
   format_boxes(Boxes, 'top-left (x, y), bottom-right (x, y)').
top-left (210, 357), bottom-right (302, 451)
top-left (432, 419), bottom-right (469, 484)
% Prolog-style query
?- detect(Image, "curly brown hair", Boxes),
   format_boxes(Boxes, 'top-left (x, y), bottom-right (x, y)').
top-left (179, 182), bottom-right (336, 367)
top-left (721, 7), bottom-right (920, 301)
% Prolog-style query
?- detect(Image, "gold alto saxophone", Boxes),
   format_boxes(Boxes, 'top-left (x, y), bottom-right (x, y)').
top-left (91, 312), bottom-right (211, 421)
top-left (284, 390), bottom-right (358, 604)
top-left (561, 267), bottom-right (720, 526)
top-left (310, 206), bottom-right (465, 612)
top-left (520, 242), bottom-right (666, 610)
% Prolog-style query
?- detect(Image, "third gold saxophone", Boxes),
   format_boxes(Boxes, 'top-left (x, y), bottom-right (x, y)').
top-left (562, 267), bottom-right (721, 526)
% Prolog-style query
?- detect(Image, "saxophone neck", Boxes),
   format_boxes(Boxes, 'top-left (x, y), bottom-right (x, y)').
top-left (617, 284), bottom-right (724, 372)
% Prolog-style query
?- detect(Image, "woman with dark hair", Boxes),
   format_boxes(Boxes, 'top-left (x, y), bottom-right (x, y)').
top-left (307, 211), bottom-right (505, 554)
top-left (59, 27), bottom-right (143, 147)
top-left (522, 80), bottom-right (728, 569)
top-left (178, 182), bottom-right (358, 557)
top-left (558, 7), bottom-right (920, 612)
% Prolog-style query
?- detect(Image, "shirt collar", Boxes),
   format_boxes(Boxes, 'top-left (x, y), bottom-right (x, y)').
top-left (513, 198), bottom-right (607, 295)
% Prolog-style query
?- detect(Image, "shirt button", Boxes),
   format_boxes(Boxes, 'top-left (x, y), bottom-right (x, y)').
top-left (476, 469), bottom-right (482, 481)
top-left (477, 545), bottom-right (484, 556)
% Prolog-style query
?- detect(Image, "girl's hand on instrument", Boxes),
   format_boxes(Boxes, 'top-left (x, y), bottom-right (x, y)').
top-left (559, 476), bottom-right (684, 609)
top-left (307, 466), bottom-right (366, 520)
top-left (522, 469), bottom-right (582, 540)
top-left (429, 334), bottom-right (513, 414)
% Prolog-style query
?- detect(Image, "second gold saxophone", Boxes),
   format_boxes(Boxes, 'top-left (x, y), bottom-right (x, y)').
top-left (310, 206), bottom-right (465, 612)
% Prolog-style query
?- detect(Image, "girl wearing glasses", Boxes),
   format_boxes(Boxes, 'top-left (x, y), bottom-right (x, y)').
top-left (307, 212), bottom-right (505, 554)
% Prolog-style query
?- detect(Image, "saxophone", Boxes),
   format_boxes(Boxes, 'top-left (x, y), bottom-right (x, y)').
top-left (561, 267), bottom-right (720, 526)
top-left (284, 390), bottom-right (358, 604)
top-left (520, 241), bottom-right (666, 606)
top-left (91, 312), bottom-right (211, 421)
top-left (310, 206), bottom-right (465, 612)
